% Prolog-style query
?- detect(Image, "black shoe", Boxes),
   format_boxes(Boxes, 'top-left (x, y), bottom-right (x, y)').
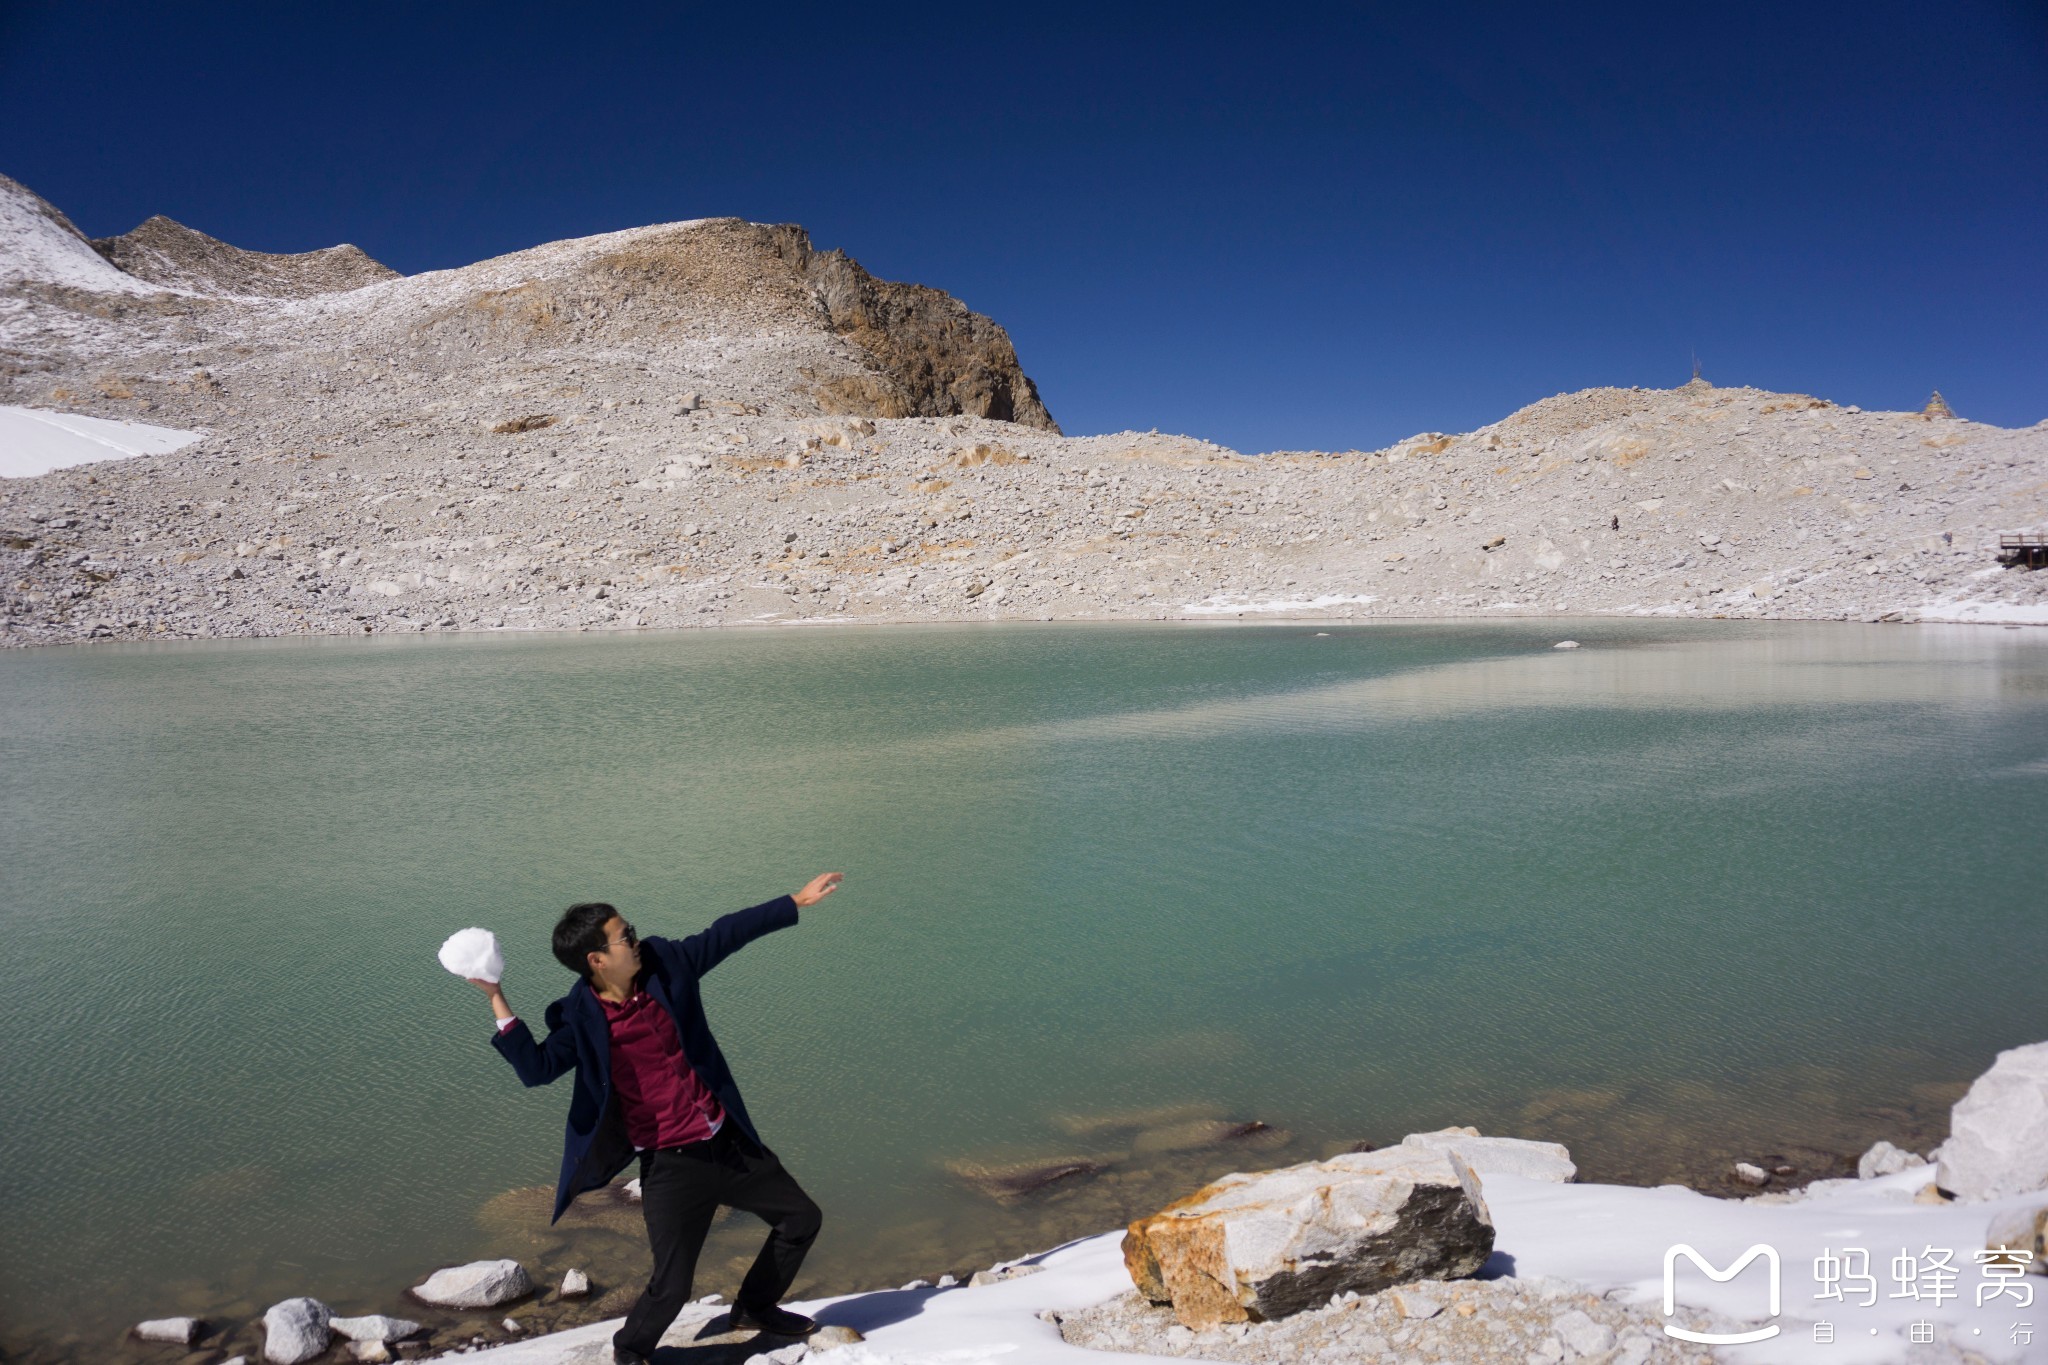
top-left (730, 1302), bottom-right (818, 1337)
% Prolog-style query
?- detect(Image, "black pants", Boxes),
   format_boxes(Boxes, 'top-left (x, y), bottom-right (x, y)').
top-left (614, 1124), bottom-right (822, 1358)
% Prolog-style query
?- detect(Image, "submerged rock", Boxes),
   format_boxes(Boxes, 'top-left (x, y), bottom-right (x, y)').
top-left (1122, 1139), bottom-right (1508, 1329)
top-left (1938, 1040), bottom-right (2048, 1201)
top-left (560, 1267), bottom-right (591, 1298)
top-left (261, 1297), bottom-right (331, 1365)
top-left (1131, 1118), bottom-right (1289, 1156)
top-left (410, 1258), bottom-right (534, 1309)
top-left (945, 1157), bottom-right (1109, 1203)
top-left (132, 1317), bottom-right (201, 1344)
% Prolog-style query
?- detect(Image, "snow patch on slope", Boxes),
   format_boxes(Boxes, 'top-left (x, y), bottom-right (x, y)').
top-left (0, 175), bottom-right (165, 296)
top-left (0, 405), bottom-right (201, 477)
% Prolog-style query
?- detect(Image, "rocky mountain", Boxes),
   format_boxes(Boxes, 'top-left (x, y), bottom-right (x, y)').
top-left (0, 172), bottom-right (2042, 647)
top-left (91, 215), bottom-right (400, 298)
top-left (0, 173), bottom-right (1057, 432)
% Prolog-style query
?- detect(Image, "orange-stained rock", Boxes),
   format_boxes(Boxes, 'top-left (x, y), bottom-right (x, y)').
top-left (1119, 1134), bottom-right (1572, 1329)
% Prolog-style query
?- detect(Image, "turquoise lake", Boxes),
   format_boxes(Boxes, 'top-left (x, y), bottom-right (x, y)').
top-left (1, 621), bottom-right (2044, 1360)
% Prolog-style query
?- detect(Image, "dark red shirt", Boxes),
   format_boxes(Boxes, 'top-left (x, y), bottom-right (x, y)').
top-left (598, 987), bottom-right (725, 1150)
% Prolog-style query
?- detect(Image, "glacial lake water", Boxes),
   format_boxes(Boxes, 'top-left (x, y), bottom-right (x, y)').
top-left (1, 620), bottom-right (2045, 1360)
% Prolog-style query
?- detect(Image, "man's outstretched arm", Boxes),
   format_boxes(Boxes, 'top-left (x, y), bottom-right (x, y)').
top-left (669, 872), bottom-right (844, 978)
top-left (470, 979), bottom-right (578, 1086)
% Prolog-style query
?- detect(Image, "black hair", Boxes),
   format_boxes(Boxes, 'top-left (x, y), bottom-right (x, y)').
top-left (553, 902), bottom-right (619, 980)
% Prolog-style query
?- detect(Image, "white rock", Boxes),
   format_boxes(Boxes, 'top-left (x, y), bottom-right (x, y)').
top-left (261, 1297), bottom-right (332, 1365)
top-left (410, 1258), bottom-right (533, 1308)
top-left (623, 1177), bottom-right (642, 1200)
top-left (1733, 1161), bottom-right (1770, 1186)
top-left (501, 1317), bottom-right (523, 1334)
top-left (1985, 1205), bottom-right (2048, 1272)
top-left (1400, 1127), bottom-right (1577, 1183)
top-left (349, 1342), bottom-right (390, 1363)
top-left (133, 1317), bottom-right (201, 1344)
top-left (1939, 1040), bottom-right (2048, 1201)
top-left (329, 1314), bottom-right (421, 1342)
top-left (559, 1267), bottom-right (590, 1297)
top-left (1857, 1140), bottom-right (1927, 1179)
top-left (1552, 639), bottom-right (1580, 649)
top-left (435, 927), bottom-right (503, 982)
top-left (1552, 1308), bottom-right (1615, 1355)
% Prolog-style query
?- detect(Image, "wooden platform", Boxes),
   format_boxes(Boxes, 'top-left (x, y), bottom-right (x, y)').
top-left (2000, 534), bottom-right (2048, 569)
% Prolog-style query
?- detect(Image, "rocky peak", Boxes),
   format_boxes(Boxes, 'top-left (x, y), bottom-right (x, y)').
top-left (91, 215), bottom-right (399, 298)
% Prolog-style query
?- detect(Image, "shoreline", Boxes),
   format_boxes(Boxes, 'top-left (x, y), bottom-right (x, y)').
top-left (4, 607), bottom-right (2044, 656)
top-left (437, 1163), bottom-right (2043, 1365)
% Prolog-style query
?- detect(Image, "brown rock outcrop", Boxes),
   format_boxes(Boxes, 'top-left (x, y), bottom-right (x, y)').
top-left (1121, 1144), bottom-right (1496, 1329)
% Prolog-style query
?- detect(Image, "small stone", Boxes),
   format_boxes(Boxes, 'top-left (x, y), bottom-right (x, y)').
top-left (623, 1178), bottom-right (643, 1200)
top-left (133, 1317), bottom-right (202, 1344)
top-left (1733, 1161), bottom-right (1770, 1186)
top-left (1552, 640), bottom-right (1580, 649)
top-left (1391, 1291), bottom-right (1443, 1319)
top-left (810, 1324), bottom-right (863, 1346)
top-left (1914, 1181), bottom-right (1953, 1205)
top-left (937, 1274), bottom-right (958, 1287)
top-left (1528, 1336), bottom-right (1565, 1365)
top-left (349, 1343), bottom-right (391, 1363)
top-left (1552, 1308), bottom-right (1615, 1356)
top-left (560, 1268), bottom-right (590, 1297)
top-left (500, 1317), bottom-right (523, 1334)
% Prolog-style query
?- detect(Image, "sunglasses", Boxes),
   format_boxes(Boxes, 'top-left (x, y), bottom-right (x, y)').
top-left (605, 922), bottom-right (639, 951)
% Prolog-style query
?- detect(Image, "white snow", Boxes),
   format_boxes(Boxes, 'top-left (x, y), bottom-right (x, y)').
top-left (1913, 598), bottom-right (2048, 626)
top-left (1179, 592), bottom-right (1378, 616)
top-left (0, 405), bottom-right (201, 478)
top-left (436, 927), bottom-right (504, 983)
top-left (0, 178), bottom-right (165, 295)
top-left (453, 1166), bottom-right (2048, 1365)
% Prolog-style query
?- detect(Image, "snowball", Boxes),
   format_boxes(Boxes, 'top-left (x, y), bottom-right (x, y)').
top-left (438, 927), bottom-right (503, 983)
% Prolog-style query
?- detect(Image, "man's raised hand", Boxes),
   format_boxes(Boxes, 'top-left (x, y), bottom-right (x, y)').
top-left (793, 872), bottom-right (844, 908)
top-left (467, 977), bottom-right (515, 1023)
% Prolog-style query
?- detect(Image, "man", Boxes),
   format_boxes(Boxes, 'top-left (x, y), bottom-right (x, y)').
top-left (468, 871), bottom-right (843, 1364)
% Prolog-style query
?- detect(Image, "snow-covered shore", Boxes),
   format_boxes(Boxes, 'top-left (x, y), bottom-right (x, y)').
top-left (454, 1166), bottom-right (2048, 1365)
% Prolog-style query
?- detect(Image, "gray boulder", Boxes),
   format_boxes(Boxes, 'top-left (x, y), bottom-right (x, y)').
top-left (261, 1297), bottom-right (332, 1365)
top-left (1858, 1140), bottom-right (1928, 1180)
top-left (328, 1314), bottom-right (422, 1342)
top-left (1122, 1138), bottom-right (1502, 1328)
top-left (132, 1317), bottom-right (201, 1344)
top-left (1938, 1041), bottom-right (2048, 1201)
top-left (409, 1258), bottom-right (534, 1309)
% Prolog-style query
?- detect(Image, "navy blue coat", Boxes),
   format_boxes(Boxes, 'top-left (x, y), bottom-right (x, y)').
top-left (491, 895), bottom-right (799, 1223)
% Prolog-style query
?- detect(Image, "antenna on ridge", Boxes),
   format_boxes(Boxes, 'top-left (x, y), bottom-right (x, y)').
top-left (1691, 351), bottom-right (1702, 383)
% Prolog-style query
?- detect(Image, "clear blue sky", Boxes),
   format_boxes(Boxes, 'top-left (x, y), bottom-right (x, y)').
top-left (3, 1), bottom-right (2042, 449)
